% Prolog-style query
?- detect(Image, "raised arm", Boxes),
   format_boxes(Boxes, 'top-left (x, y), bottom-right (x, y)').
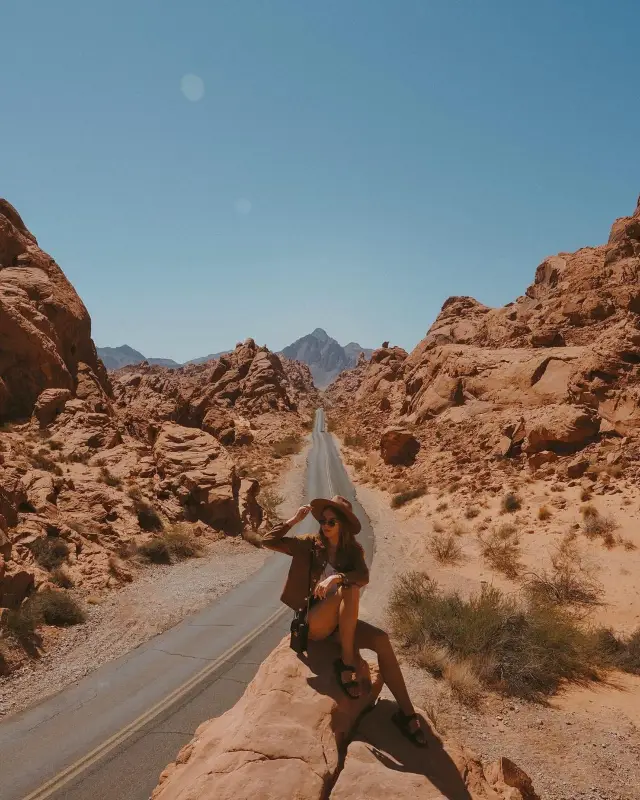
top-left (260, 503), bottom-right (313, 556)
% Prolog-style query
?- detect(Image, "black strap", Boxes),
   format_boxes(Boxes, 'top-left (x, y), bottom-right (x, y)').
top-left (304, 547), bottom-right (314, 615)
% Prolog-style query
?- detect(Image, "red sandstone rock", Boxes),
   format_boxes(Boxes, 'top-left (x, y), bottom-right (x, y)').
top-left (380, 427), bottom-right (420, 465)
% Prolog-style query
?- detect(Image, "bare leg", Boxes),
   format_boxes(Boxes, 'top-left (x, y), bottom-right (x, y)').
top-left (338, 585), bottom-right (360, 669)
top-left (356, 620), bottom-right (426, 742)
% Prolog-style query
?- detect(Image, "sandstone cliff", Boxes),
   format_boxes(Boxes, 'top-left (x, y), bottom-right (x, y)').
top-left (326, 195), bottom-right (640, 487)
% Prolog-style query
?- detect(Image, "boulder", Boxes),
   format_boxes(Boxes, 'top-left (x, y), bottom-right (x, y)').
top-left (0, 569), bottom-right (35, 609)
top-left (153, 423), bottom-right (241, 534)
top-left (333, 701), bottom-right (537, 800)
top-left (32, 388), bottom-right (72, 427)
top-left (153, 638), bottom-right (537, 800)
top-left (380, 428), bottom-right (420, 466)
top-left (152, 637), bottom-right (383, 800)
top-left (521, 405), bottom-right (600, 454)
top-left (567, 457), bottom-right (589, 478)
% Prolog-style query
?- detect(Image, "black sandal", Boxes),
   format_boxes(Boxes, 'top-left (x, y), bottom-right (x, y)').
top-left (334, 658), bottom-right (361, 699)
top-left (392, 710), bottom-right (428, 748)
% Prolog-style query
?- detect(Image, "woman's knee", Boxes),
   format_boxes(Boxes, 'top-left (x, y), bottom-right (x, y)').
top-left (371, 627), bottom-right (391, 652)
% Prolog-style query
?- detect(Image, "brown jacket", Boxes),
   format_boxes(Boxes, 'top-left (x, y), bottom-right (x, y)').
top-left (261, 521), bottom-right (369, 611)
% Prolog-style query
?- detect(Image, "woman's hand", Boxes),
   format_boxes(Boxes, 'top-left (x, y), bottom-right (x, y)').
top-left (313, 574), bottom-right (341, 599)
top-left (287, 504), bottom-right (312, 527)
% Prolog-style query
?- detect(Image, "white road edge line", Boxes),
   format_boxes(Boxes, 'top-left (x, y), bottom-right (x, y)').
top-left (22, 605), bottom-right (287, 800)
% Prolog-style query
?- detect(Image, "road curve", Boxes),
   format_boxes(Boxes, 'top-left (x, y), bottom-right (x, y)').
top-left (0, 408), bottom-right (374, 800)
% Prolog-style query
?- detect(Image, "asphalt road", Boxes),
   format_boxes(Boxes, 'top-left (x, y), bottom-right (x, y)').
top-left (0, 408), bottom-right (374, 800)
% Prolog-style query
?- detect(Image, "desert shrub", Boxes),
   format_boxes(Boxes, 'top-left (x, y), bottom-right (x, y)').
top-left (388, 572), bottom-right (604, 700)
top-left (580, 503), bottom-right (598, 518)
top-left (4, 602), bottom-right (39, 640)
top-left (30, 450), bottom-right (63, 476)
top-left (480, 524), bottom-right (521, 578)
top-left (391, 484), bottom-right (426, 508)
top-left (451, 521), bottom-right (467, 537)
top-left (99, 466), bottom-right (122, 488)
top-left (127, 484), bottom-right (143, 501)
top-left (428, 533), bottom-right (463, 565)
top-left (134, 499), bottom-right (163, 532)
top-left (138, 537), bottom-right (171, 564)
top-left (448, 480), bottom-right (461, 494)
top-left (344, 433), bottom-right (366, 448)
top-left (580, 487), bottom-right (592, 501)
top-left (435, 501), bottom-right (448, 513)
top-left (351, 457), bottom-right (367, 469)
top-left (432, 520), bottom-right (444, 533)
top-left (48, 440), bottom-right (63, 451)
top-left (50, 567), bottom-right (74, 588)
top-left (465, 506), bottom-right (480, 520)
top-left (32, 590), bottom-right (86, 626)
top-left (538, 505), bottom-right (552, 521)
top-left (525, 543), bottom-right (601, 606)
top-left (162, 525), bottom-right (204, 559)
top-left (67, 451), bottom-right (91, 464)
top-left (593, 627), bottom-right (640, 674)
top-left (581, 509), bottom-right (617, 541)
top-left (260, 488), bottom-right (284, 523)
top-left (272, 434), bottom-right (302, 459)
top-left (30, 538), bottom-right (70, 570)
top-left (501, 492), bottom-right (521, 513)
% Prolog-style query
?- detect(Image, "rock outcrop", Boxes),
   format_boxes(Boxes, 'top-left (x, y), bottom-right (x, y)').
top-left (326, 195), bottom-right (640, 489)
top-left (152, 637), bottom-right (537, 800)
top-left (0, 200), bottom-right (318, 676)
top-left (0, 199), bottom-right (109, 421)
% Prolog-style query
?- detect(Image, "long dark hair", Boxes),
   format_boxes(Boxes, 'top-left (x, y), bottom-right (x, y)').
top-left (318, 505), bottom-right (356, 566)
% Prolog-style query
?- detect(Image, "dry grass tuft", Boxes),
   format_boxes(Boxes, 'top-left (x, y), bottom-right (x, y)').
top-left (428, 533), bottom-right (463, 565)
top-left (581, 507), bottom-right (618, 541)
top-left (480, 524), bottom-right (521, 578)
top-left (580, 487), bottom-right (592, 501)
top-left (451, 521), bottom-right (467, 537)
top-left (465, 506), bottom-right (480, 520)
top-left (133, 499), bottom-right (163, 532)
top-left (538, 505), bottom-right (552, 521)
top-left (432, 520), bottom-right (444, 533)
top-left (444, 660), bottom-right (483, 707)
top-left (435, 501), bottom-right (448, 513)
top-left (50, 567), bottom-right (74, 589)
top-left (391, 484), bottom-right (426, 508)
top-left (30, 449), bottom-right (63, 476)
top-left (99, 466), bottom-right (122, 488)
top-left (162, 525), bottom-right (204, 559)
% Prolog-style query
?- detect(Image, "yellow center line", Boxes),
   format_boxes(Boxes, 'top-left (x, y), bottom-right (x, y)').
top-left (23, 605), bottom-right (287, 800)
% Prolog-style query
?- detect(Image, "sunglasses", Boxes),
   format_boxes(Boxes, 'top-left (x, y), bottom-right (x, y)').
top-left (320, 517), bottom-right (339, 528)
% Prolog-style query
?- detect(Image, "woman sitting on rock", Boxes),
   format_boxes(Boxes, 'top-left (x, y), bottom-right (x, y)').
top-left (261, 495), bottom-right (427, 747)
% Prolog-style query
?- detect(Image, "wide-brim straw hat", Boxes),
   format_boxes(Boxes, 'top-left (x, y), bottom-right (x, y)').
top-left (310, 495), bottom-right (361, 535)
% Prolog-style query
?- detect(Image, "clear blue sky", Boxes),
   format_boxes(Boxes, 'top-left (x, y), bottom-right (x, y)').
top-left (2, 1), bottom-right (639, 361)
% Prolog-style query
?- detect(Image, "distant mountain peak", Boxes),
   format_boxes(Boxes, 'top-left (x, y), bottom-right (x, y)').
top-left (280, 329), bottom-right (372, 388)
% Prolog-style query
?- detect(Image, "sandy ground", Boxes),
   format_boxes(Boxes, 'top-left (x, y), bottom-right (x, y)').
top-left (338, 439), bottom-right (640, 800)
top-left (0, 440), bottom-right (311, 720)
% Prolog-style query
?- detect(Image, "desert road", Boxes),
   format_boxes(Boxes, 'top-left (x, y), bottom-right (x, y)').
top-left (0, 408), bottom-right (374, 800)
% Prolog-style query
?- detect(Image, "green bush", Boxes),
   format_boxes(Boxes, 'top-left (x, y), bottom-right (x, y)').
top-left (501, 492), bottom-right (521, 513)
top-left (388, 572), bottom-right (604, 700)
